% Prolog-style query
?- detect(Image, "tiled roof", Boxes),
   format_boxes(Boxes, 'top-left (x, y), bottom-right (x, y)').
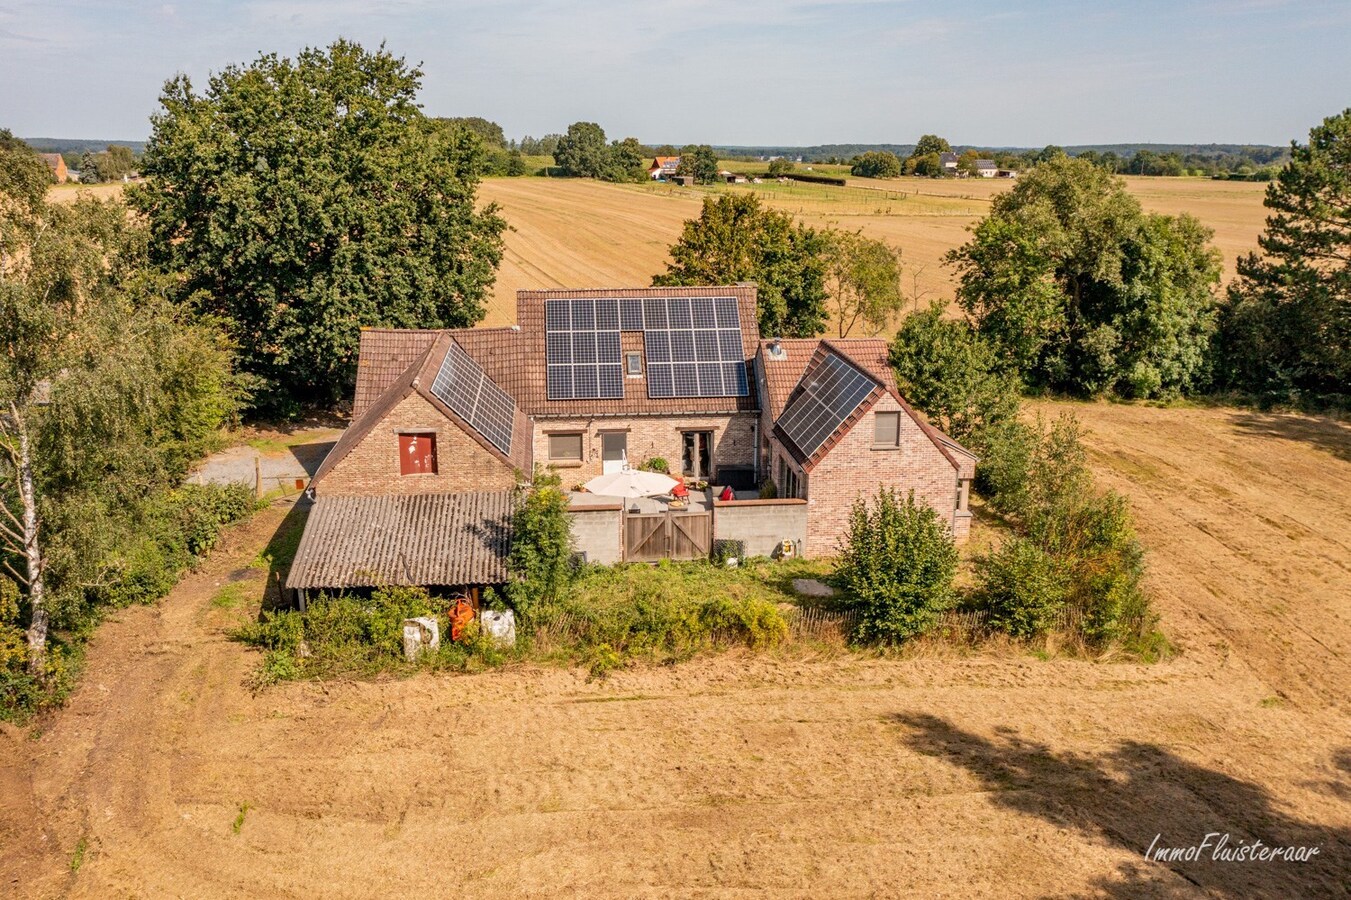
top-left (353, 328), bottom-right (438, 417)
top-left (772, 343), bottom-right (887, 470)
top-left (312, 332), bottom-right (533, 488)
top-left (287, 491), bottom-right (515, 590)
top-left (761, 337), bottom-right (975, 475)
top-left (353, 286), bottom-right (762, 419)
top-left (757, 338), bottom-right (829, 421)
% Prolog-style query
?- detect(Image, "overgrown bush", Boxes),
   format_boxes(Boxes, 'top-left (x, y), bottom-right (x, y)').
top-left (972, 415), bottom-right (1157, 650)
top-left (236, 585), bottom-right (443, 681)
top-left (505, 470), bottom-right (576, 622)
top-left (836, 489), bottom-right (957, 643)
top-left (978, 537), bottom-right (1070, 637)
top-left (93, 482), bottom-right (259, 609)
top-left (532, 562), bottom-right (790, 665)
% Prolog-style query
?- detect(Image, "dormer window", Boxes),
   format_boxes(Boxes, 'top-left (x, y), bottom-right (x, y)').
top-left (625, 352), bottom-right (643, 376)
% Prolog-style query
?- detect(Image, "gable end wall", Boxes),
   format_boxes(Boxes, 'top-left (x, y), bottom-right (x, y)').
top-left (319, 393), bottom-right (517, 497)
top-left (800, 393), bottom-right (961, 555)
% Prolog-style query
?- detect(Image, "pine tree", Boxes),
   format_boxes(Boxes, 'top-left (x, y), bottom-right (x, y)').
top-left (1218, 109), bottom-right (1351, 402)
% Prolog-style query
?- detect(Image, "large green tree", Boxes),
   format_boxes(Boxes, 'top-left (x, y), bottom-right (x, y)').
top-left (823, 229), bottom-right (904, 337)
top-left (850, 151), bottom-right (901, 179)
top-left (676, 144), bottom-right (720, 184)
top-left (889, 302), bottom-right (1021, 444)
top-left (912, 134), bottom-right (951, 157)
top-left (128, 40), bottom-right (505, 413)
top-left (1217, 109), bottom-right (1351, 402)
top-left (948, 156), bottom-right (1221, 397)
top-left (554, 121), bottom-right (611, 178)
top-left (654, 194), bottom-right (828, 337)
top-left (606, 137), bottom-right (650, 183)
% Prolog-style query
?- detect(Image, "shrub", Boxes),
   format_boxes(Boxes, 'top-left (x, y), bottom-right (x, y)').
top-left (235, 585), bottom-right (440, 680)
top-left (978, 537), bottom-right (1070, 637)
top-left (971, 414), bottom-right (1155, 651)
top-left (532, 563), bottom-right (791, 662)
top-left (1053, 491), bottom-right (1151, 644)
top-left (172, 482), bottom-right (258, 555)
top-left (972, 419), bottom-right (1036, 513)
top-left (836, 489), bottom-right (957, 643)
top-left (506, 474), bottom-right (576, 622)
top-left (639, 457), bottom-right (669, 473)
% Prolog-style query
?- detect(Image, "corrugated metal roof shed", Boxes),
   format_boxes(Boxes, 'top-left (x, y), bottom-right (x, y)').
top-left (287, 491), bottom-right (515, 590)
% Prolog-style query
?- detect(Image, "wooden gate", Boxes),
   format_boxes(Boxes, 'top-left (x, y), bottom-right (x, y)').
top-left (623, 510), bottom-right (713, 562)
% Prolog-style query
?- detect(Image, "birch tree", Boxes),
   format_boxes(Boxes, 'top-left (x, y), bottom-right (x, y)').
top-left (823, 229), bottom-right (904, 337)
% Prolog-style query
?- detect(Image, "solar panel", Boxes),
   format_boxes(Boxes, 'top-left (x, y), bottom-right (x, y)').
top-left (641, 296), bottom-right (749, 399)
top-left (543, 295), bottom-right (749, 401)
top-left (544, 299), bottom-right (624, 400)
top-left (777, 353), bottom-right (877, 460)
top-left (430, 343), bottom-right (515, 456)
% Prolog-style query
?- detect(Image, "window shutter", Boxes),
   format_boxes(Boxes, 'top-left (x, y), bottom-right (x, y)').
top-left (874, 412), bottom-right (900, 446)
top-left (399, 434), bottom-right (437, 475)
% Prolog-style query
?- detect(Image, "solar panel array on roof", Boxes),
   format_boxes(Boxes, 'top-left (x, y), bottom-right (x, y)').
top-left (545, 299), bottom-right (624, 400)
top-left (430, 343), bottom-right (516, 455)
top-left (642, 296), bottom-right (749, 399)
top-left (777, 353), bottom-right (877, 460)
top-left (543, 295), bottom-right (749, 400)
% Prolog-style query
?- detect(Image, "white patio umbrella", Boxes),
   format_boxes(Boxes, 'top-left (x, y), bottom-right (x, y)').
top-left (582, 467), bottom-right (679, 499)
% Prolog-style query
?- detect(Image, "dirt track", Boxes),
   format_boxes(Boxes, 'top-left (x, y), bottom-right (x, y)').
top-left (2, 404), bottom-right (1349, 898)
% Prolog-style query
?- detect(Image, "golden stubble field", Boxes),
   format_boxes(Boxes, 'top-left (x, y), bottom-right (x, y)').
top-left (51, 173), bottom-right (1270, 330)
top-left (1, 401), bottom-right (1348, 898)
top-left (477, 173), bottom-right (1270, 326)
top-left (17, 172), bottom-right (1346, 898)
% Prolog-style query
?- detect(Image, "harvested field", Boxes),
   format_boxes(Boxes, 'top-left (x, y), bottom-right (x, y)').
top-left (2, 403), bottom-right (1348, 898)
top-left (480, 174), bottom-right (1269, 326)
top-left (50, 174), bottom-right (1269, 331)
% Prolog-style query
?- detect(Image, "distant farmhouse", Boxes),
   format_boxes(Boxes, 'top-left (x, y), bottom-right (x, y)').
top-left (648, 156), bottom-right (680, 180)
top-left (975, 159), bottom-right (998, 178)
top-left (39, 153), bottom-right (67, 183)
top-left (939, 151), bottom-right (959, 175)
top-left (287, 286), bottom-right (976, 605)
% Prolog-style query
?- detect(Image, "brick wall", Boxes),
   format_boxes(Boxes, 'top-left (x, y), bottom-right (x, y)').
top-left (319, 393), bottom-right (518, 496)
top-left (534, 413), bottom-right (759, 484)
top-left (774, 393), bottom-right (965, 556)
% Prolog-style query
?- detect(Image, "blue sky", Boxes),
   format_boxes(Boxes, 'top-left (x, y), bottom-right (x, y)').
top-left (1, 0), bottom-right (1348, 146)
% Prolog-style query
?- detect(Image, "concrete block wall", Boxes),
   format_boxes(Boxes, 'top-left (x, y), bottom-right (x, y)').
top-left (713, 499), bottom-right (808, 558)
top-left (570, 506), bottom-right (623, 564)
top-left (320, 393), bottom-right (518, 497)
top-left (534, 413), bottom-right (758, 485)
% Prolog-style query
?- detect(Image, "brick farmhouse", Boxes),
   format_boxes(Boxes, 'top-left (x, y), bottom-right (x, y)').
top-left (288, 285), bottom-right (974, 599)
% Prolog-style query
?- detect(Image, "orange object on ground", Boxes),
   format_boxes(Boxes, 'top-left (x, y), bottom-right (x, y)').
top-left (718, 485), bottom-right (735, 501)
top-left (449, 598), bottom-right (475, 641)
top-left (671, 482), bottom-right (689, 498)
